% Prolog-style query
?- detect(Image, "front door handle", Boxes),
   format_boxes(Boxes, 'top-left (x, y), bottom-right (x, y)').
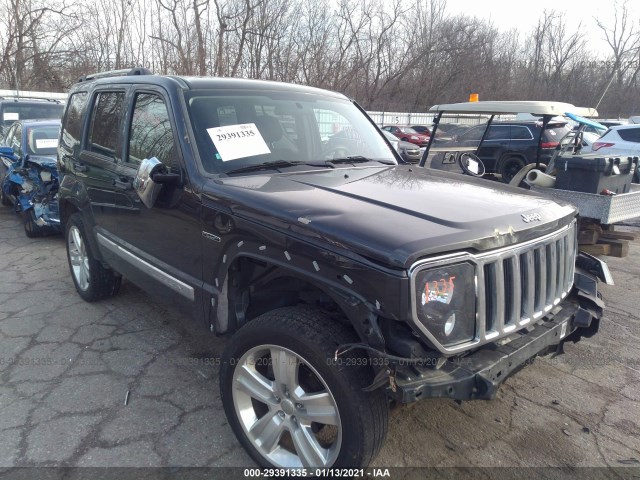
top-left (72, 162), bottom-right (87, 172)
top-left (113, 178), bottom-right (132, 190)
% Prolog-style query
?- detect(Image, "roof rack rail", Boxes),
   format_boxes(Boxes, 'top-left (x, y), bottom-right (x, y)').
top-left (78, 67), bottom-right (153, 83)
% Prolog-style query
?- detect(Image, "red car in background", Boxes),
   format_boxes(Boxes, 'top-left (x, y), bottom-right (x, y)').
top-left (381, 125), bottom-right (430, 147)
top-left (411, 125), bottom-right (453, 142)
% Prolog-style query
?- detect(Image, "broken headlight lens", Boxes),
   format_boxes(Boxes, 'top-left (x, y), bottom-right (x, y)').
top-left (39, 170), bottom-right (52, 182)
top-left (20, 179), bottom-right (35, 193)
top-left (414, 262), bottom-right (476, 347)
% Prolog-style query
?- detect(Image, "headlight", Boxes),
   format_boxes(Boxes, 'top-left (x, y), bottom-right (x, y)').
top-left (413, 262), bottom-right (476, 347)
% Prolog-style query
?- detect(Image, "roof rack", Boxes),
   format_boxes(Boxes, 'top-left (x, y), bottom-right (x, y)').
top-left (78, 67), bottom-right (153, 83)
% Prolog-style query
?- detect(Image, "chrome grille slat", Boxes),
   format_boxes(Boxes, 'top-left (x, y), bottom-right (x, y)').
top-left (557, 235), bottom-right (566, 300)
top-left (510, 255), bottom-right (522, 326)
top-left (566, 226), bottom-right (576, 292)
top-left (548, 242), bottom-right (557, 304)
top-left (409, 221), bottom-right (577, 355)
top-left (523, 250), bottom-right (535, 321)
top-left (537, 246), bottom-right (547, 314)
top-left (493, 259), bottom-right (506, 333)
top-left (476, 265), bottom-right (487, 341)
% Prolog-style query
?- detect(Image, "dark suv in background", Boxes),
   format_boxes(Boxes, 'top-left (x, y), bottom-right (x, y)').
top-left (0, 97), bottom-right (65, 137)
top-left (444, 120), bottom-right (570, 182)
top-left (56, 68), bottom-right (605, 469)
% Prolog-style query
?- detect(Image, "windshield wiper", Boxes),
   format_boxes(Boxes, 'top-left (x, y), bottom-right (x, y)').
top-left (225, 160), bottom-right (325, 175)
top-left (327, 156), bottom-right (395, 166)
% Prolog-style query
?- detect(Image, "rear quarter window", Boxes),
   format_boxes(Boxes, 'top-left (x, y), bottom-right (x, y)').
top-left (543, 125), bottom-right (570, 141)
top-left (617, 128), bottom-right (640, 143)
top-left (510, 126), bottom-right (533, 140)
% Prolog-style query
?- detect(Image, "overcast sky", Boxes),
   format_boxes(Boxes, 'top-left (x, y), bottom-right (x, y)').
top-left (444, 0), bottom-right (639, 56)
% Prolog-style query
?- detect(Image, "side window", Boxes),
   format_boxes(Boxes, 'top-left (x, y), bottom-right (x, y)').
top-left (618, 128), bottom-right (640, 143)
top-left (486, 126), bottom-right (510, 140)
top-left (87, 91), bottom-right (125, 159)
top-left (461, 126), bottom-right (484, 142)
top-left (511, 126), bottom-right (533, 140)
top-left (127, 93), bottom-right (177, 169)
top-left (61, 92), bottom-right (88, 149)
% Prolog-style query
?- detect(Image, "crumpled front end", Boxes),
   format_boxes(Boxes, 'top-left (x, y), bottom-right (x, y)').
top-left (2, 157), bottom-right (61, 232)
top-left (372, 220), bottom-right (607, 403)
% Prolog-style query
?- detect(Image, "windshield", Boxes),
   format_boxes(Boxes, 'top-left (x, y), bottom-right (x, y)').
top-left (184, 90), bottom-right (396, 174)
top-left (25, 125), bottom-right (60, 156)
top-left (399, 127), bottom-right (418, 134)
top-left (1, 103), bottom-right (64, 128)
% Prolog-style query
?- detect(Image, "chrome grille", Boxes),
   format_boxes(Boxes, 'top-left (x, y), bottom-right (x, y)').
top-left (476, 222), bottom-right (576, 341)
top-left (409, 221), bottom-right (577, 354)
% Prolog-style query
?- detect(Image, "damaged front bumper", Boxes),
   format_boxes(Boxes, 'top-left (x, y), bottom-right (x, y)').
top-left (390, 262), bottom-right (605, 403)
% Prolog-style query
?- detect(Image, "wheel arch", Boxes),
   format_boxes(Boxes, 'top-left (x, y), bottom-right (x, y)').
top-left (496, 152), bottom-right (528, 171)
top-left (59, 197), bottom-right (81, 228)
top-left (213, 252), bottom-right (384, 348)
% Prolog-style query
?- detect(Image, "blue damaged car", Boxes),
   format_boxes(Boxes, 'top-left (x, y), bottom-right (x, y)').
top-left (0, 119), bottom-right (61, 237)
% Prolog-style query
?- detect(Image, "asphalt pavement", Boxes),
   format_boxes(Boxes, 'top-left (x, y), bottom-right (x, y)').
top-left (0, 207), bottom-right (638, 471)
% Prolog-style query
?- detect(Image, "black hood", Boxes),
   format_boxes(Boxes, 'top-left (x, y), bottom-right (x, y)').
top-left (207, 166), bottom-right (576, 269)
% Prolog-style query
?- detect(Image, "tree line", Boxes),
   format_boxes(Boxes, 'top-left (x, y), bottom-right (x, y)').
top-left (1, 0), bottom-right (639, 117)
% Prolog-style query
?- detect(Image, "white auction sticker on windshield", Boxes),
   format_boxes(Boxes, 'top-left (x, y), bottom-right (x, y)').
top-left (3, 112), bottom-right (19, 121)
top-left (36, 138), bottom-right (58, 149)
top-left (207, 123), bottom-right (270, 161)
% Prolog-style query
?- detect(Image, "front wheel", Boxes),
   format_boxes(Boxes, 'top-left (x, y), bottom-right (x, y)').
top-left (65, 212), bottom-right (121, 302)
top-left (220, 306), bottom-right (389, 468)
top-left (22, 210), bottom-right (44, 238)
top-left (0, 185), bottom-right (11, 206)
top-left (22, 209), bottom-right (56, 238)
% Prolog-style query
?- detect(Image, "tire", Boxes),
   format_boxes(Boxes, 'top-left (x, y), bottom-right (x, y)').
top-left (499, 156), bottom-right (527, 184)
top-left (65, 212), bottom-right (121, 302)
top-left (220, 306), bottom-right (389, 468)
top-left (22, 209), bottom-right (45, 238)
top-left (0, 187), bottom-right (10, 206)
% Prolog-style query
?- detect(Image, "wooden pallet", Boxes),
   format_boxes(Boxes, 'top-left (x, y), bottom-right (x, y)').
top-left (577, 221), bottom-right (637, 258)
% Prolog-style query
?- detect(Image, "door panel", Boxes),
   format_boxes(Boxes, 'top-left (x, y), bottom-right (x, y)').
top-left (77, 91), bottom-right (127, 234)
top-left (113, 90), bottom-right (202, 291)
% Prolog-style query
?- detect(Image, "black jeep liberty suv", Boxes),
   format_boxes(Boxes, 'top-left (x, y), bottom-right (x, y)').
top-left (57, 68), bottom-right (607, 469)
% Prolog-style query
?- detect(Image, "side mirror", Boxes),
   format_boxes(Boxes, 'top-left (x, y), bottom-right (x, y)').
top-left (152, 172), bottom-right (181, 185)
top-left (132, 157), bottom-right (166, 208)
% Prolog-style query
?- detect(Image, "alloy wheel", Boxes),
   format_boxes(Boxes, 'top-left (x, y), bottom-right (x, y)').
top-left (232, 344), bottom-right (342, 468)
top-left (68, 225), bottom-right (90, 291)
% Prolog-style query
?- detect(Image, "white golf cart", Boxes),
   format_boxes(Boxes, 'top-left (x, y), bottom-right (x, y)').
top-left (418, 101), bottom-right (640, 258)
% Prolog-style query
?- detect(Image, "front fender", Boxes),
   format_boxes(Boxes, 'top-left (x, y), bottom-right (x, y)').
top-left (206, 232), bottom-right (406, 347)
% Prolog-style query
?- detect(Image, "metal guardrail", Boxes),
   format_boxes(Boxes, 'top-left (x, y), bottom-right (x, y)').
top-left (367, 111), bottom-right (516, 126)
top-left (0, 89), bottom-right (67, 101)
